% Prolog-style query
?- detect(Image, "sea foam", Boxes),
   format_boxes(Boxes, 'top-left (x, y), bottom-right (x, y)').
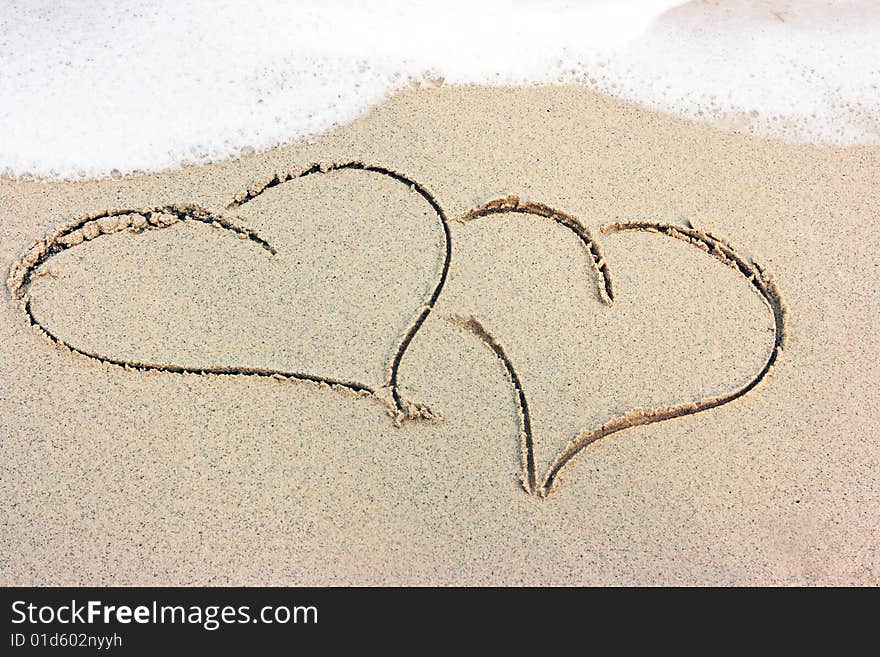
top-left (1, 0), bottom-right (877, 179)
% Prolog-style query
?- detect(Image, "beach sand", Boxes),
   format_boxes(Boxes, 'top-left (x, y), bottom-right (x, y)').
top-left (1, 85), bottom-right (878, 585)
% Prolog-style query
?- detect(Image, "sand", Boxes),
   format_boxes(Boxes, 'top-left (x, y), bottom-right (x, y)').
top-left (1, 85), bottom-right (878, 585)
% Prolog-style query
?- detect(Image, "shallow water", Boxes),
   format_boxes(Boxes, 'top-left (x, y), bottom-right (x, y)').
top-left (1, 0), bottom-right (877, 178)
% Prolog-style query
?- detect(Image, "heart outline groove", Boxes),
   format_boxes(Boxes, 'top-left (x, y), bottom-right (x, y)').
top-left (453, 198), bottom-right (787, 497)
top-left (8, 161), bottom-right (452, 425)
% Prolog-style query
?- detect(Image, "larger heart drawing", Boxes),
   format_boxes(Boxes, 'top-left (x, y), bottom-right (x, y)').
top-left (7, 162), bottom-right (786, 498)
top-left (8, 162), bottom-right (451, 424)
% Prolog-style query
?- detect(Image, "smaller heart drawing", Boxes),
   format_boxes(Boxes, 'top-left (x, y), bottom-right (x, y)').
top-left (452, 197), bottom-right (787, 497)
top-left (7, 163), bottom-right (786, 499)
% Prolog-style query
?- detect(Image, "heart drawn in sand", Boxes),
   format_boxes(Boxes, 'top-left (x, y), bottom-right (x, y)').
top-left (7, 163), bottom-right (786, 498)
top-left (7, 162), bottom-right (451, 424)
top-left (451, 197), bottom-right (787, 497)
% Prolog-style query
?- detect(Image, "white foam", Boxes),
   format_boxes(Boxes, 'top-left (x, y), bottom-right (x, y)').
top-left (1, 0), bottom-right (877, 179)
